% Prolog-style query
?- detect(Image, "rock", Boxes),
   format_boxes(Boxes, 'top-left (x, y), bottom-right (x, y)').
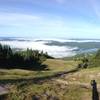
top-left (0, 86), bottom-right (9, 95)
top-left (0, 86), bottom-right (9, 100)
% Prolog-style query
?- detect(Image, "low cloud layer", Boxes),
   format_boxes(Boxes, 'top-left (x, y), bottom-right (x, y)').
top-left (0, 39), bottom-right (76, 58)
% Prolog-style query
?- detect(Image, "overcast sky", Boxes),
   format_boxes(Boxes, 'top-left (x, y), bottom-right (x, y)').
top-left (0, 0), bottom-right (100, 38)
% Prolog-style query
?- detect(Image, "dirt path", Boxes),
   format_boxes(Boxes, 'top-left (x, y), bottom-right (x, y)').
top-left (0, 68), bottom-right (79, 85)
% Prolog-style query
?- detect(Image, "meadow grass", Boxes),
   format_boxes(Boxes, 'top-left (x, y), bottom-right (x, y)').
top-left (0, 59), bottom-right (78, 80)
top-left (0, 59), bottom-right (97, 100)
top-left (7, 80), bottom-right (91, 100)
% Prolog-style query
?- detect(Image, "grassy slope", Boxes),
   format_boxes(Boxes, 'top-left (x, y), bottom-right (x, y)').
top-left (0, 59), bottom-right (100, 100)
top-left (0, 59), bottom-right (78, 79)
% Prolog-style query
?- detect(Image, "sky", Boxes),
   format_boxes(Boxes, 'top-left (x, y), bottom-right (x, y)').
top-left (0, 0), bottom-right (100, 38)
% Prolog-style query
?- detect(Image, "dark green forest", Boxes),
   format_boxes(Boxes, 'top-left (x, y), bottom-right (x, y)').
top-left (0, 44), bottom-right (54, 70)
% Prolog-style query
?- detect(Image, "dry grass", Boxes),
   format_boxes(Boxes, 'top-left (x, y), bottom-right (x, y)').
top-left (43, 59), bottom-right (79, 71)
top-left (7, 80), bottom-right (91, 100)
top-left (0, 59), bottom-right (78, 80)
top-left (61, 67), bottom-right (100, 83)
top-left (0, 59), bottom-right (98, 100)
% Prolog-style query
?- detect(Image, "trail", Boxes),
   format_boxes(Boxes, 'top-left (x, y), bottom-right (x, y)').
top-left (0, 68), bottom-right (79, 95)
top-left (0, 68), bottom-right (79, 84)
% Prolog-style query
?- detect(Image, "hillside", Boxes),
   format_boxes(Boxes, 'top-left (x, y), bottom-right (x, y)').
top-left (0, 58), bottom-right (99, 100)
top-left (0, 59), bottom-right (78, 80)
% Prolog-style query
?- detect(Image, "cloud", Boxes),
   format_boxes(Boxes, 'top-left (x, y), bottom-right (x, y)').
top-left (0, 39), bottom-right (76, 58)
top-left (0, 12), bottom-right (67, 31)
top-left (0, 7), bottom-right (100, 39)
top-left (0, 12), bottom-right (40, 21)
top-left (0, 12), bottom-right (41, 26)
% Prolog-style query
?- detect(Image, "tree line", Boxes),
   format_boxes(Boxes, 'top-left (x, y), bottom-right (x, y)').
top-left (77, 49), bottom-right (100, 69)
top-left (0, 44), bottom-right (54, 70)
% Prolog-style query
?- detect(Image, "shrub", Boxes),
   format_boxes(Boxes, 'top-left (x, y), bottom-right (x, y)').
top-left (0, 44), bottom-right (53, 70)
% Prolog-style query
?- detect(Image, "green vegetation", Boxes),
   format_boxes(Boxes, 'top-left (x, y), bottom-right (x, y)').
top-left (86, 49), bottom-right (100, 68)
top-left (1, 44), bottom-right (100, 100)
top-left (0, 44), bottom-right (53, 70)
top-left (0, 59), bottom-right (78, 80)
top-left (0, 59), bottom-right (79, 100)
top-left (0, 59), bottom-right (87, 100)
top-left (7, 81), bottom-right (91, 100)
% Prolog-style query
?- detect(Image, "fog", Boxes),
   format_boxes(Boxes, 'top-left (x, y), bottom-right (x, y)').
top-left (0, 39), bottom-right (77, 58)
